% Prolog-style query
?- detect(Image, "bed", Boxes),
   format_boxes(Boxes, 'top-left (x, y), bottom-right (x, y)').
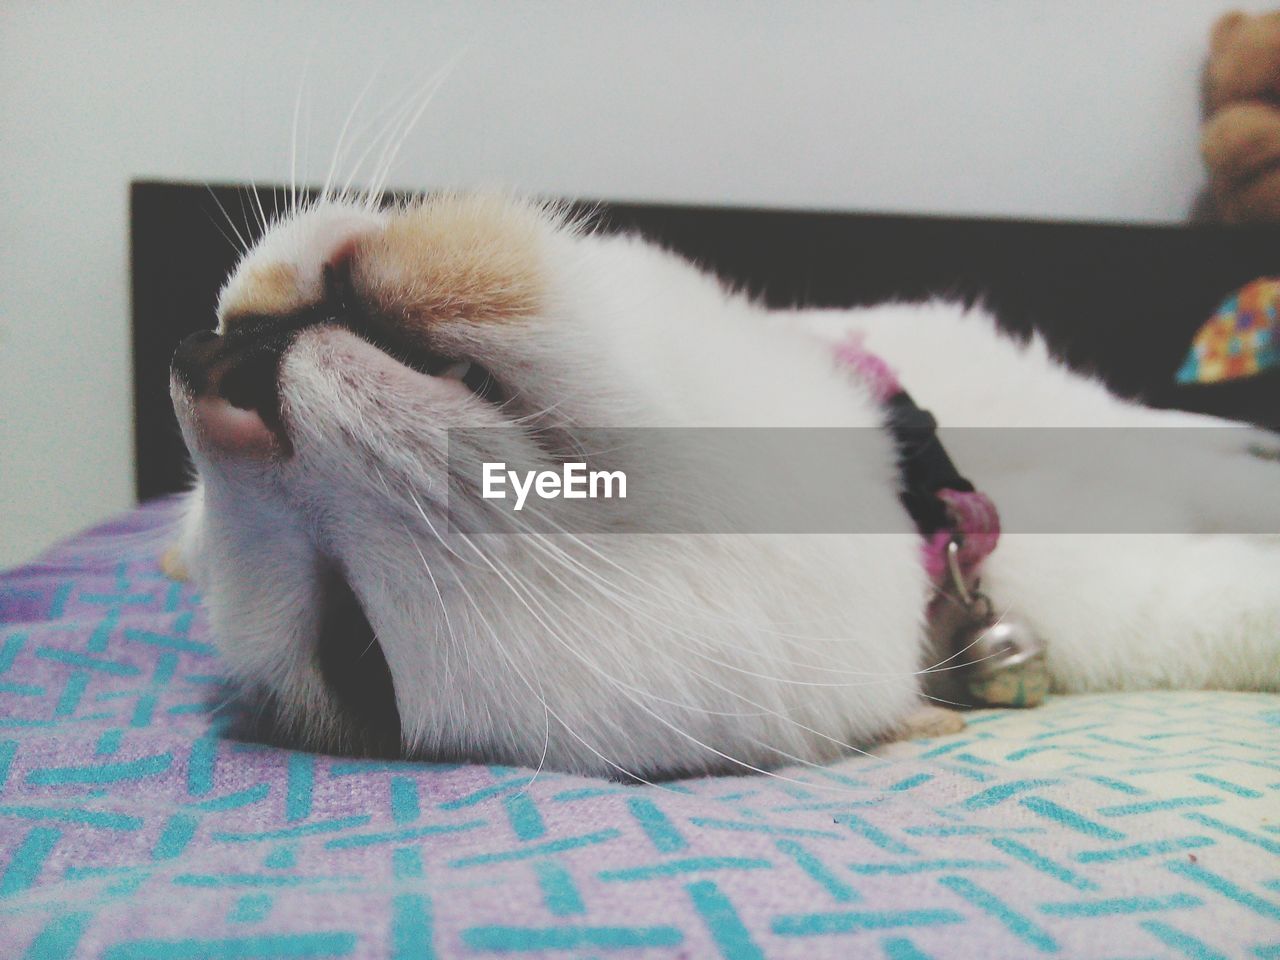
top-left (1, 183), bottom-right (1277, 957)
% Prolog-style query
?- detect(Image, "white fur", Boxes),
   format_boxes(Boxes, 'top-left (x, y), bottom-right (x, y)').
top-left (172, 198), bottom-right (1280, 778)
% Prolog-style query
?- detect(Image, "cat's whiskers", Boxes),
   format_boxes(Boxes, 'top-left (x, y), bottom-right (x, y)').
top-left (444, 506), bottom-right (868, 786)
top-left (512, 523), bottom-right (872, 683)
top-left (512, 530), bottom-right (897, 771)
top-left (247, 182), bottom-right (269, 237)
top-left (464, 566), bottom-right (562, 787)
top-left (397, 475), bottom-right (562, 781)
top-left (202, 212), bottom-right (243, 256)
top-left (371, 470), bottom-right (464, 706)
top-left (335, 63), bottom-right (450, 209)
top-left (460, 535), bottom-right (717, 786)
top-left (320, 69), bottom-right (384, 205)
top-left (410, 465), bottom-right (834, 673)
top-left (288, 56), bottom-right (311, 216)
top-left (365, 54), bottom-right (464, 211)
top-left (404, 489), bottom-right (493, 574)
top-left (500, 393), bottom-right (572, 428)
top-left (516, 507), bottom-right (908, 657)
top-left (454, 491), bottom-right (995, 757)
top-left (524, 535), bottom-right (916, 691)
top-left (517, 537), bottom-right (775, 720)
top-left (235, 190), bottom-right (260, 244)
top-left (203, 184), bottom-right (250, 254)
top-left (523, 518), bottom-right (1014, 698)
top-left (475, 537), bottom-right (903, 792)
top-left (504, 522), bottom-right (986, 766)
top-left (508, 467), bottom-right (1005, 682)
top-left (399, 456), bottom-right (990, 750)
top-left (402, 499), bottom-right (561, 784)
top-left (335, 83), bottom-right (426, 208)
top-left (462, 413), bottom-right (886, 641)
top-left (399, 465), bottom-right (988, 687)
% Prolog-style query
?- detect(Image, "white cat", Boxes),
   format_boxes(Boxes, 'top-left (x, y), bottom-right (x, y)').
top-left (169, 193), bottom-right (1280, 779)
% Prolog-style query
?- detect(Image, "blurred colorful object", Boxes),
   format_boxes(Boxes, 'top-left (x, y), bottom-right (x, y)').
top-left (1176, 277), bottom-right (1280, 384)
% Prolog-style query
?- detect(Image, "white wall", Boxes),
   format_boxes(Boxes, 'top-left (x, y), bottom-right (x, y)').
top-left (0, 0), bottom-right (1266, 567)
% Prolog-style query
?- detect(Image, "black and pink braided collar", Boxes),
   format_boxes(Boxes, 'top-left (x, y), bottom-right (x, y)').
top-left (834, 335), bottom-right (1000, 587)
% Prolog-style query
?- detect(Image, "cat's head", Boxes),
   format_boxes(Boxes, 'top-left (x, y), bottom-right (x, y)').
top-left (170, 192), bottom-right (924, 777)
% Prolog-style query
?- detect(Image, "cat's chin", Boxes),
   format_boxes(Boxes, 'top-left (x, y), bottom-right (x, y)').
top-left (194, 396), bottom-right (278, 457)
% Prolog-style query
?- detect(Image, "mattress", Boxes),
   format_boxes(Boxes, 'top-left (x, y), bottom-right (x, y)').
top-left (1, 502), bottom-right (1277, 958)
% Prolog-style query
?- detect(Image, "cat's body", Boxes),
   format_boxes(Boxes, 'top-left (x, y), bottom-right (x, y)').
top-left (171, 194), bottom-right (1280, 779)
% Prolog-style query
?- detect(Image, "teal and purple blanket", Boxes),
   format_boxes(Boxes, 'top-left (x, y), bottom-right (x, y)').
top-left (1, 503), bottom-right (1278, 958)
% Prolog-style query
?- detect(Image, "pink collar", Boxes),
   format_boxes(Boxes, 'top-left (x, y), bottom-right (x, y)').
top-left (834, 334), bottom-right (1000, 587)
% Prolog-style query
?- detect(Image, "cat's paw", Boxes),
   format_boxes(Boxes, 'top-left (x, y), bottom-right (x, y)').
top-left (160, 545), bottom-right (190, 582)
top-left (889, 704), bottom-right (966, 742)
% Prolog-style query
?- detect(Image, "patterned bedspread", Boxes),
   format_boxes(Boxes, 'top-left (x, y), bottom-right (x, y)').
top-left (1, 503), bottom-right (1277, 958)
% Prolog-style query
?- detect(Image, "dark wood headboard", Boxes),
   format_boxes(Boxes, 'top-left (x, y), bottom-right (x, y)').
top-left (131, 180), bottom-right (1280, 501)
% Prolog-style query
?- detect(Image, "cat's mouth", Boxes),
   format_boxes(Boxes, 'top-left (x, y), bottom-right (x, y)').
top-left (172, 282), bottom-right (505, 456)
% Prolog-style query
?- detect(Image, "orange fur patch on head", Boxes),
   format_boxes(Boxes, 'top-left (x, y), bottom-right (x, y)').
top-left (222, 263), bottom-right (304, 321)
top-left (352, 193), bottom-right (550, 328)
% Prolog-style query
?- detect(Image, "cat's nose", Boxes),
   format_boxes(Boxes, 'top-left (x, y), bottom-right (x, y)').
top-left (173, 327), bottom-right (286, 413)
top-left (172, 323), bottom-right (300, 456)
top-left (171, 329), bottom-right (222, 395)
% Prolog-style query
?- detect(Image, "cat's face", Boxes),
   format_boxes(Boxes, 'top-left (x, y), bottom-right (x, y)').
top-left (170, 193), bottom-right (926, 778)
